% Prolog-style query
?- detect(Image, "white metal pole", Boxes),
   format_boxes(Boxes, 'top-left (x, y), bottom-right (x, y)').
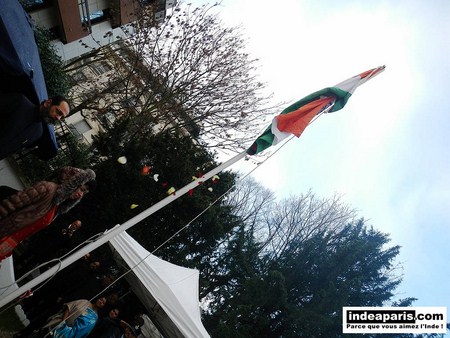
top-left (0, 151), bottom-right (247, 308)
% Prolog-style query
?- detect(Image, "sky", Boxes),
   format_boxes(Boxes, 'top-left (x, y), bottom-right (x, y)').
top-left (189, 0), bottom-right (450, 310)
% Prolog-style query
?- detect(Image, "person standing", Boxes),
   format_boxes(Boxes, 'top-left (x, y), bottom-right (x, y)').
top-left (0, 166), bottom-right (96, 260)
top-left (0, 92), bottom-right (70, 159)
top-left (47, 297), bottom-right (107, 338)
top-left (14, 219), bottom-right (83, 275)
top-left (87, 308), bottom-right (123, 338)
top-left (61, 219), bottom-right (82, 238)
top-left (14, 297), bottom-right (107, 338)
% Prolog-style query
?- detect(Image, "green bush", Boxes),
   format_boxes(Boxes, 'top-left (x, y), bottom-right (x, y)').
top-left (16, 133), bottom-right (92, 183)
top-left (33, 26), bottom-right (71, 98)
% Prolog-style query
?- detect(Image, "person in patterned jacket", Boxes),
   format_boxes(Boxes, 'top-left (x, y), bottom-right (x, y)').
top-left (0, 166), bottom-right (96, 260)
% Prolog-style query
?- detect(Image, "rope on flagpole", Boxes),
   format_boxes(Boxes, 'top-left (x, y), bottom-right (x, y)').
top-left (1, 67), bottom-right (386, 311)
top-left (1, 94), bottom-right (340, 311)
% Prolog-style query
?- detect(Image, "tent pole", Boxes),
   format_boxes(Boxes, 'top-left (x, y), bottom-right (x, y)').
top-left (0, 151), bottom-right (247, 308)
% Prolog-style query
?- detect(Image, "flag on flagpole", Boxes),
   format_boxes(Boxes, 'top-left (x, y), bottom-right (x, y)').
top-left (246, 66), bottom-right (386, 155)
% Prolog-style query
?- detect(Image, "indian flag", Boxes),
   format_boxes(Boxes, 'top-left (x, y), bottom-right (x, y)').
top-left (246, 66), bottom-right (386, 155)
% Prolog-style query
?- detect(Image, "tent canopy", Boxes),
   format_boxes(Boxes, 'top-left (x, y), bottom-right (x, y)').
top-left (109, 232), bottom-right (210, 338)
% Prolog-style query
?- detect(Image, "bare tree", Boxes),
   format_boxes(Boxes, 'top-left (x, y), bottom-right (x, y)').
top-left (66, 2), bottom-right (280, 151)
top-left (226, 178), bottom-right (357, 259)
top-left (263, 191), bottom-right (357, 259)
top-left (225, 176), bottom-right (276, 235)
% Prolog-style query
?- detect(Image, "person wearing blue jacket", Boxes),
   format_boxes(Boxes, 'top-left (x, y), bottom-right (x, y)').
top-left (0, 92), bottom-right (70, 160)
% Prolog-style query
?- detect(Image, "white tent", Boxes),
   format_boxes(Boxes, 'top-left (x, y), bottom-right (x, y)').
top-left (109, 232), bottom-right (210, 338)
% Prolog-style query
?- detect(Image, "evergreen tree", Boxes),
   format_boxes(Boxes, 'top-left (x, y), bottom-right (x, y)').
top-left (273, 220), bottom-right (401, 337)
top-left (70, 127), bottom-right (238, 272)
top-left (203, 214), bottom-right (408, 338)
top-left (33, 25), bottom-right (71, 97)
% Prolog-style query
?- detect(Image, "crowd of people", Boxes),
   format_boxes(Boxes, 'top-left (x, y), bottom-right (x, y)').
top-left (0, 27), bottom-right (170, 333)
top-left (1, 94), bottom-right (158, 337)
top-left (0, 166), bottom-right (96, 261)
top-left (14, 294), bottom-right (145, 338)
top-left (11, 248), bottom-right (156, 338)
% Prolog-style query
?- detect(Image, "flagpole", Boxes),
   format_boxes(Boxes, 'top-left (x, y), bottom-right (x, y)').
top-left (0, 151), bottom-right (248, 308)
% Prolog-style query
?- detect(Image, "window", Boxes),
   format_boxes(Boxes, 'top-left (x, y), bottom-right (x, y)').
top-left (80, 8), bottom-right (110, 29)
top-left (20, 0), bottom-right (52, 11)
top-left (69, 120), bottom-right (91, 140)
top-left (121, 96), bottom-right (138, 108)
top-left (71, 71), bottom-right (88, 83)
top-left (90, 62), bottom-right (112, 76)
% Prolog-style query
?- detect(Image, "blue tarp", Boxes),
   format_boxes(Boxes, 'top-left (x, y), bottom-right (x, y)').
top-left (0, 0), bottom-right (58, 159)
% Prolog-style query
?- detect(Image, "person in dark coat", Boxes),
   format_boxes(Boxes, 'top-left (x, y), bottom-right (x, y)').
top-left (0, 92), bottom-right (70, 160)
top-left (88, 308), bottom-right (123, 338)
top-left (15, 219), bottom-right (83, 275)
top-left (33, 219), bottom-right (83, 260)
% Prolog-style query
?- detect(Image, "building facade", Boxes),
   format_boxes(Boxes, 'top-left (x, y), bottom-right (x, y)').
top-left (21, 0), bottom-right (176, 145)
top-left (61, 39), bottom-right (199, 146)
top-left (24, 0), bottom-right (176, 62)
